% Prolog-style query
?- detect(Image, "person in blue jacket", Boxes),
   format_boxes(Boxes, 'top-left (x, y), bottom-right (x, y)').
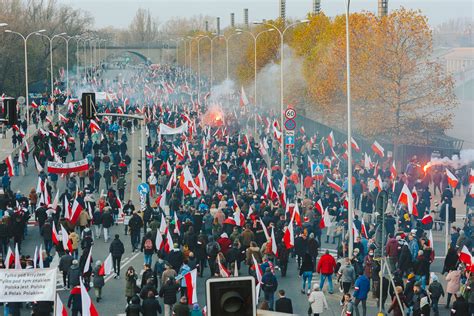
top-left (353, 272), bottom-right (370, 316)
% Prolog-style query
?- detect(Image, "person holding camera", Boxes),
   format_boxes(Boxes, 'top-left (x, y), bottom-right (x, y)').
top-left (125, 266), bottom-right (138, 304)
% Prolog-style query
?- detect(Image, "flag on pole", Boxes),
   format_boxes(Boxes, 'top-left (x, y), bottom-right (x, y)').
top-left (446, 169), bottom-right (459, 189)
top-left (98, 253), bottom-right (113, 276)
top-left (80, 278), bottom-right (99, 316)
top-left (184, 269), bottom-right (198, 304)
top-left (56, 293), bottom-right (68, 316)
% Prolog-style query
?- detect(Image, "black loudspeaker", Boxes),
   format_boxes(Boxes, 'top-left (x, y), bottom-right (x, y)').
top-left (81, 92), bottom-right (96, 120)
top-left (3, 98), bottom-right (17, 126)
top-left (206, 276), bottom-right (256, 316)
top-left (449, 207), bottom-right (456, 223)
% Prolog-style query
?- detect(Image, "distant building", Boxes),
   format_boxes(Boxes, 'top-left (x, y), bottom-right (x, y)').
top-left (443, 47), bottom-right (474, 74)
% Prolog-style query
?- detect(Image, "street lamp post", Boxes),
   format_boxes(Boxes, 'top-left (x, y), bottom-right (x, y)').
top-left (58, 35), bottom-right (74, 97)
top-left (254, 20), bottom-right (309, 172)
top-left (210, 34), bottom-right (225, 87)
top-left (344, 0), bottom-right (355, 259)
top-left (36, 32), bottom-right (67, 99)
top-left (197, 35), bottom-right (211, 99)
top-left (238, 28), bottom-right (275, 135)
top-left (5, 28), bottom-right (46, 134)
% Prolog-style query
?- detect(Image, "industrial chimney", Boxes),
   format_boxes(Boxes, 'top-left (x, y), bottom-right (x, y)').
top-left (378, 0), bottom-right (388, 18)
top-left (205, 20), bottom-right (209, 32)
top-left (230, 13), bottom-right (235, 28)
top-left (279, 0), bottom-right (286, 21)
top-left (313, 0), bottom-right (321, 14)
top-left (217, 17), bottom-right (221, 35)
top-left (244, 8), bottom-right (249, 28)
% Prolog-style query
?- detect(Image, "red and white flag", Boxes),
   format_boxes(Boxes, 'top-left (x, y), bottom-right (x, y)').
top-left (159, 213), bottom-right (167, 235)
top-left (173, 212), bottom-right (181, 235)
top-left (327, 178), bottom-right (342, 192)
top-left (398, 184), bottom-right (414, 214)
top-left (240, 86), bottom-right (249, 107)
top-left (459, 245), bottom-right (473, 265)
top-left (360, 218), bottom-right (368, 239)
top-left (89, 120), bottom-right (101, 133)
top-left (259, 218), bottom-right (270, 241)
top-left (5, 246), bottom-right (14, 269)
top-left (80, 278), bottom-right (99, 316)
top-left (319, 208), bottom-right (332, 229)
top-left (5, 155), bottom-right (14, 177)
top-left (271, 228), bottom-right (278, 257)
top-left (56, 293), bottom-right (68, 316)
top-left (58, 113), bottom-right (69, 123)
top-left (31, 101), bottom-right (38, 108)
top-left (184, 269), bottom-right (198, 304)
top-left (371, 140), bottom-right (384, 158)
top-left (350, 137), bottom-right (360, 152)
top-left (390, 161), bottom-right (397, 180)
top-left (272, 120), bottom-right (282, 143)
top-left (60, 225), bottom-right (73, 253)
top-left (283, 222), bottom-right (294, 249)
top-left (315, 199), bottom-right (324, 215)
top-left (469, 169), bottom-right (474, 184)
top-left (15, 243), bottom-right (21, 269)
top-left (69, 199), bottom-right (83, 224)
top-left (52, 223), bottom-right (60, 245)
top-left (83, 248), bottom-right (92, 274)
top-left (217, 256), bottom-right (230, 278)
top-left (155, 230), bottom-right (164, 251)
top-left (155, 190), bottom-right (167, 209)
top-left (98, 253), bottom-right (113, 276)
top-left (47, 159), bottom-right (89, 174)
top-left (164, 229), bottom-right (175, 253)
top-left (446, 169), bottom-right (459, 189)
top-left (327, 131), bottom-right (334, 148)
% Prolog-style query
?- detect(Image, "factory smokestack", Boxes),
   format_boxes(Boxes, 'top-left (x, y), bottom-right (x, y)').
top-left (244, 8), bottom-right (249, 28)
top-left (378, 0), bottom-right (388, 18)
top-left (279, 0), bottom-right (286, 21)
top-left (230, 13), bottom-right (235, 28)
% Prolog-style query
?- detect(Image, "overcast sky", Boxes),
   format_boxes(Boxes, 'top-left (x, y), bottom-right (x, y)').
top-left (58, 0), bottom-right (473, 29)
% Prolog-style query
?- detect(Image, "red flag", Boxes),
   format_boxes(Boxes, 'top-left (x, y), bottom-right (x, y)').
top-left (5, 155), bottom-right (14, 177)
top-left (351, 137), bottom-right (360, 152)
top-left (390, 161), bottom-right (397, 180)
top-left (327, 178), bottom-right (342, 193)
top-left (421, 214), bottom-right (433, 225)
top-left (459, 245), bottom-right (473, 265)
top-left (52, 223), bottom-right (59, 245)
top-left (398, 184), bottom-right (414, 214)
top-left (270, 228), bottom-right (278, 257)
top-left (327, 131), bottom-right (334, 148)
top-left (217, 256), bottom-right (230, 277)
top-left (31, 101), bottom-right (38, 108)
top-left (61, 225), bottom-right (73, 253)
top-left (240, 86), bottom-right (249, 107)
top-left (360, 218), bottom-right (368, 239)
top-left (315, 199), bottom-right (324, 215)
top-left (69, 199), bottom-right (83, 224)
top-left (98, 253), bottom-right (113, 276)
top-left (283, 222), bottom-right (294, 249)
top-left (56, 293), bottom-right (68, 316)
top-left (89, 120), bottom-right (101, 133)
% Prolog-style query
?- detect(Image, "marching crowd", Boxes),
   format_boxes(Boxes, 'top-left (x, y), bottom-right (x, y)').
top-left (0, 62), bottom-right (473, 316)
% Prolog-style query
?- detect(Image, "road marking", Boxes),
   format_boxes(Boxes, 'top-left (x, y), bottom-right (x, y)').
top-left (104, 251), bottom-right (141, 283)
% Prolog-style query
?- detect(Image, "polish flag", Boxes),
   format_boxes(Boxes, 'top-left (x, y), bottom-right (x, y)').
top-left (459, 245), bottom-right (473, 265)
top-left (398, 184), bottom-right (414, 214)
top-left (315, 199), bottom-right (324, 215)
top-left (165, 160), bottom-right (172, 176)
top-left (360, 218), bottom-right (368, 238)
top-left (374, 175), bottom-right (382, 192)
top-left (69, 199), bottom-right (83, 224)
top-left (159, 213), bottom-right (167, 234)
top-left (323, 157), bottom-right (332, 168)
top-left (80, 278), bottom-right (99, 316)
top-left (58, 113), bottom-right (69, 123)
top-left (155, 230), bottom-right (164, 251)
top-left (271, 228), bottom-right (278, 257)
top-left (233, 211), bottom-right (245, 227)
top-left (240, 86), bottom-right (249, 107)
top-left (98, 253), bottom-right (113, 276)
top-left (470, 169), bottom-right (474, 184)
top-left (164, 229), bottom-right (175, 253)
top-left (56, 293), bottom-right (68, 316)
top-left (155, 190), bottom-right (167, 209)
top-left (252, 254), bottom-right (263, 284)
top-left (259, 218), bottom-right (270, 241)
top-left (24, 140), bottom-right (30, 152)
top-left (327, 131), bottom-right (334, 148)
top-left (352, 224), bottom-right (360, 239)
top-left (61, 225), bottom-right (73, 253)
top-left (371, 140), bottom-right (384, 158)
top-left (217, 256), bottom-right (230, 277)
top-left (293, 202), bottom-right (302, 227)
top-left (52, 223), bottom-right (60, 245)
top-left (279, 179), bottom-right (287, 208)
top-left (300, 126), bottom-right (305, 134)
top-left (232, 192), bottom-right (240, 211)
top-left (83, 248), bottom-right (92, 274)
top-left (15, 243), bottom-right (21, 269)
top-left (351, 137), bottom-right (360, 152)
top-left (173, 145), bottom-right (184, 161)
top-left (427, 229), bottom-right (434, 248)
top-left (390, 161), bottom-right (397, 180)
top-left (446, 169), bottom-right (459, 189)
top-left (327, 178), bottom-right (342, 192)
top-left (412, 188), bottom-right (419, 217)
top-left (5, 155), bottom-right (14, 177)
top-left (34, 156), bottom-right (43, 172)
top-left (421, 214), bottom-right (433, 225)
top-left (5, 247), bottom-right (14, 269)
top-left (31, 101), bottom-right (39, 108)
top-left (283, 222), bottom-right (294, 249)
top-left (364, 153), bottom-right (372, 170)
top-left (89, 120), bottom-right (101, 133)
top-left (184, 269), bottom-right (198, 304)
top-left (173, 212), bottom-right (181, 235)
top-left (272, 121), bottom-right (282, 143)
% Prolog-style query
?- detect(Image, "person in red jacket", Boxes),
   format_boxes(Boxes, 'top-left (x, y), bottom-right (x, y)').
top-left (317, 249), bottom-right (337, 294)
top-left (385, 234), bottom-right (399, 272)
top-left (217, 233), bottom-right (232, 255)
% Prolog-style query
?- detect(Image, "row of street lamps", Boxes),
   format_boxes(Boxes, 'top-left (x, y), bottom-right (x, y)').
top-left (0, 23), bottom-right (108, 130)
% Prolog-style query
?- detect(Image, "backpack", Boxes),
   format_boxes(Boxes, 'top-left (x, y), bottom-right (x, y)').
top-left (144, 239), bottom-right (153, 251)
top-left (207, 242), bottom-right (219, 257)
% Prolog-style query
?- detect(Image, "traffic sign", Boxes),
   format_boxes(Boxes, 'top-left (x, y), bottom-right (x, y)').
top-left (137, 183), bottom-right (150, 195)
top-left (285, 130), bottom-right (294, 136)
top-left (284, 119), bottom-right (296, 131)
top-left (285, 134), bottom-right (295, 148)
top-left (312, 163), bottom-right (325, 176)
top-left (284, 108), bottom-right (296, 120)
top-left (17, 96), bottom-right (25, 105)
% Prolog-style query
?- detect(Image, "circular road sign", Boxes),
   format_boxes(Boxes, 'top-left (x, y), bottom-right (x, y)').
top-left (284, 108), bottom-right (296, 120)
top-left (17, 96), bottom-right (25, 105)
top-left (284, 119), bottom-right (296, 131)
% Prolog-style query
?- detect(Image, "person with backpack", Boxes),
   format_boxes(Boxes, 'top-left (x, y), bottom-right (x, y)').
top-left (141, 229), bottom-right (155, 266)
top-left (261, 267), bottom-right (278, 311)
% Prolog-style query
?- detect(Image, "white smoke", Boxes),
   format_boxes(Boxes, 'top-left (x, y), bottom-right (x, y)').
top-left (209, 79), bottom-right (236, 103)
top-left (427, 149), bottom-right (474, 169)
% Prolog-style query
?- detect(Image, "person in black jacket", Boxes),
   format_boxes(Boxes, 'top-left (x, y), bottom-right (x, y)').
top-left (129, 211), bottom-right (143, 251)
top-left (300, 253), bottom-right (314, 294)
top-left (59, 251), bottom-right (74, 288)
top-left (101, 208), bottom-right (114, 242)
top-left (125, 295), bottom-right (143, 316)
top-left (294, 233), bottom-right (308, 268)
top-left (275, 289), bottom-right (293, 314)
top-left (159, 277), bottom-right (180, 316)
top-left (142, 290), bottom-right (162, 316)
top-left (110, 234), bottom-right (125, 278)
top-left (67, 286), bottom-right (82, 316)
top-left (451, 292), bottom-right (469, 316)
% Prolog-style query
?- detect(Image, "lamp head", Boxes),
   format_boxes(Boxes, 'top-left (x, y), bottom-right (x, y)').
top-left (4, 29), bottom-right (12, 33)
top-left (0, 23), bottom-right (8, 27)
top-left (37, 29), bottom-right (46, 33)
top-left (300, 19), bottom-right (310, 23)
top-left (252, 21), bottom-right (263, 25)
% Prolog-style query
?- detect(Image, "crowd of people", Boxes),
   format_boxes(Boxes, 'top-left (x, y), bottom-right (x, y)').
top-left (0, 61), bottom-right (473, 316)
